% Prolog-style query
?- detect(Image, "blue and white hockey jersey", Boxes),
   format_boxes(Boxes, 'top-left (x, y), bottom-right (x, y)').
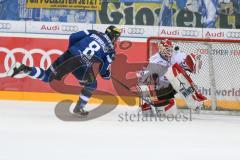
top-left (68, 30), bottom-right (116, 76)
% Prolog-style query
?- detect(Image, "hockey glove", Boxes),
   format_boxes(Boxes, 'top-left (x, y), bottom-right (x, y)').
top-left (182, 53), bottom-right (202, 74)
top-left (101, 70), bottom-right (111, 80)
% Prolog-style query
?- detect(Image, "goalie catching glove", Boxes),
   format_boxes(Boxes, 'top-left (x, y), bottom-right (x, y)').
top-left (182, 53), bottom-right (202, 74)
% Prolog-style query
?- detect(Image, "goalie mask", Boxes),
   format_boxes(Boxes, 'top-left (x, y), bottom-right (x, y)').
top-left (158, 39), bottom-right (173, 61)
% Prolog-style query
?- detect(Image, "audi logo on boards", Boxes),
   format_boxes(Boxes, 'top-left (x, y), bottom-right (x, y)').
top-left (0, 23), bottom-right (11, 30)
top-left (181, 30), bottom-right (199, 37)
top-left (0, 47), bottom-right (63, 78)
top-left (127, 28), bottom-right (145, 35)
top-left (226, 32), bottom-right (240, 38)
top-left (61, 25), bottom-right (79, 32)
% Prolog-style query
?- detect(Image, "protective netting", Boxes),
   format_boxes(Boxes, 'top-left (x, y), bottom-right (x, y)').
top-left (148, 37), bottom-right (240, 111)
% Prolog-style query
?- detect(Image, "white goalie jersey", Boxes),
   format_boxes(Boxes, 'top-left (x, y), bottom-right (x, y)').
top-left (139, 49), bottom-right (187, 89)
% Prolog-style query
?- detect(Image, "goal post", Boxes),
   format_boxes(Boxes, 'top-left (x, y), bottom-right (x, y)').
top-left (147, 37), bottom-right (240, 111)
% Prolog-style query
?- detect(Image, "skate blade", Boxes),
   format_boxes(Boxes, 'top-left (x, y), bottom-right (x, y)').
top-left (6, 62), bottom-right (20, 77)
top-left (73, 109), bottom-right (89, 117)
top-left (73, 112), bottom-right (89, 117)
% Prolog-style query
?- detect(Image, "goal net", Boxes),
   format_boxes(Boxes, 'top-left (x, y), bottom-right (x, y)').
top-left (147, 37), bottom-right (240, 111)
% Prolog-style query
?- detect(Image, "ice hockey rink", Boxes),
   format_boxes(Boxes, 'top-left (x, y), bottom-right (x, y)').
top-left (1, 100), bottom-right (240, 160)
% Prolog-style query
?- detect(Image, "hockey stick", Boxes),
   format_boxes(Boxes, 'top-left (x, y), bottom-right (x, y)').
top-left (111, 76), bottom-right (158, 114)
top-left (111, 76), bottom-right (132, 91)
top-left (111, 76), bottom-right (149, 101)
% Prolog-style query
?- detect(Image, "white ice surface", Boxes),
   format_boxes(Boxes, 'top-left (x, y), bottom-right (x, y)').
top-left (0, 100), bottom-right (240, 160)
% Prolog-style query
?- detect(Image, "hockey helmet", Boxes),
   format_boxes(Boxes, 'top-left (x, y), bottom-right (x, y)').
top-left (105, 25), bottom-right (121, 42)
top-left (158, 39), bottom-right (174, 61)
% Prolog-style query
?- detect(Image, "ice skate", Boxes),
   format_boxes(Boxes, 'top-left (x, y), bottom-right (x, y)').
top-left (73, 99), bottom-right (89, 116)
top-left (73, 107), bottom-right (89, 116)
top-left (7, 62), bottom-right (31, 77)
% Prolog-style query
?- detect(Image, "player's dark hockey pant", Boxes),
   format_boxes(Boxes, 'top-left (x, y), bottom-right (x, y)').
top-left (154, 84), bottom-right (176, 107)
top-left (25, 50), bottom-right (97, 109)
top-left (151, 74), bottom-right (176, 107)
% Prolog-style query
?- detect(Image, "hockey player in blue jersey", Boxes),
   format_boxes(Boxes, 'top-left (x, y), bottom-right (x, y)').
top-left (9, 25), bottom-right (121, 116)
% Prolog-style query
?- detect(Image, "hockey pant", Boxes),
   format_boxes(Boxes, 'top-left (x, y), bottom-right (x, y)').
top-left (137, 84), bottom-right (177, 115)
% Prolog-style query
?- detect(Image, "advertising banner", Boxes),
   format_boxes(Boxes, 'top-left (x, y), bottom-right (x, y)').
top-left (203, 28), bottom-right (240, 40)
top-left (0, 35), bottom-right (147, 95)
top-left (97, 2), bottom-right (161, 26)
top-left (120, 0), bottom-right (161, 2)
top-left (26, 0), bottom-right (101, 10)
top-left (93, 24), bottom-right (160, 38)
top-left (2, 20), bottom-right (240, 41)
top-left (0, 20), bottom-right (26, 33)
top-left (159, 26), bottom-right (203, 39)
top-left (0, 0), bottom-right (96, 23)
top-left (97, 2), bottom-right (239, 28)
top-left (26, 21), bottom-right (93, 34)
